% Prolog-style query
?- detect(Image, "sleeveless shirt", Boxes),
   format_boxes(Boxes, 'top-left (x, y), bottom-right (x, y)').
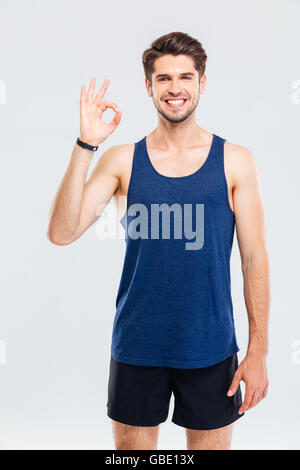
top-left (110, 133), bottom-right (239, 368)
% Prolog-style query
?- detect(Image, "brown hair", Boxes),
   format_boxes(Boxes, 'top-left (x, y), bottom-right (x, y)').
top-left (142, 32), bottom-right (207, 85)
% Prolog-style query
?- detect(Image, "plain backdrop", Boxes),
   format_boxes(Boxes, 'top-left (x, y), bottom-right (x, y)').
top-left (0, 0), bottom-right (299, 450)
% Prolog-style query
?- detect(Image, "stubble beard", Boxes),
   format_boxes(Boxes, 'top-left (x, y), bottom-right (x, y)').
top-left (152, 94), bottom-right (200, 124)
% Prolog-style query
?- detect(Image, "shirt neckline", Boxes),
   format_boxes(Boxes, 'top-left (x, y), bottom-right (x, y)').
top-left (143, 133), bottom-right (216, 180)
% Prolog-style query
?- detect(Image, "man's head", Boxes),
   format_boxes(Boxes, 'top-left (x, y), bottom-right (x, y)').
top-left (142, 32), bottom-right (207, 123)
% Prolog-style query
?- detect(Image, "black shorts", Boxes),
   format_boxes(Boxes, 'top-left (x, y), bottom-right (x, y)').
top-left (106, 353), bottom-right (244, 430)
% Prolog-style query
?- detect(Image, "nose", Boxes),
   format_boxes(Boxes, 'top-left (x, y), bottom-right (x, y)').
top-left (168, 79), bottom-right (182, 96)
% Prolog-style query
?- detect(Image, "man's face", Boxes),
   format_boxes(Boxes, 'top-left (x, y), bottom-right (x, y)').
top-left (146, 54), bottom-right (206, 123)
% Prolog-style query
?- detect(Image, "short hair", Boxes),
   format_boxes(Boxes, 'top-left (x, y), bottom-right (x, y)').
top-left (142, 32), bottom-right (207, 84)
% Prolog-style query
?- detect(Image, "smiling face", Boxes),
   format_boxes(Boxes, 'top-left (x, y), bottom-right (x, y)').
top-left (145, 54), bottom-right (206, 123)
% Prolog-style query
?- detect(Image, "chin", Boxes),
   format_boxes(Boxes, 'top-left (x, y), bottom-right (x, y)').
top-left (159, 109), bottom-right (193, 123)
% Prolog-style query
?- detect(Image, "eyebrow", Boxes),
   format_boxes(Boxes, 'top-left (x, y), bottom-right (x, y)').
top-left (155, 72), bottom-right (195, 79)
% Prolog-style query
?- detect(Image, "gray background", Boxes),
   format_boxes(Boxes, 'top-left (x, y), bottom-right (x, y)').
top-left (0, 0), bottom-right (299, 450)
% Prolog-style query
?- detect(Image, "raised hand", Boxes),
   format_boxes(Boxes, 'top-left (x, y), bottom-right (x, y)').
top-left (79, 77), bottom-right (122, 146)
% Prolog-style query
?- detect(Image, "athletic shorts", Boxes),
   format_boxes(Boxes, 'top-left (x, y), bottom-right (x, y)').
top-left (106, 353), bottom-right (244, 430)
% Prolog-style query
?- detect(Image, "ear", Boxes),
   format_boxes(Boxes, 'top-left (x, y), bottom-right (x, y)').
top-left (199, 73), bottom-right (207, 95)
top-left (145, 77), bottom-right (152, 97)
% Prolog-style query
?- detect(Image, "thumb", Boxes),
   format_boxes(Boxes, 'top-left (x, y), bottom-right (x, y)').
top-left (227, 370), bottom-right (241, 397)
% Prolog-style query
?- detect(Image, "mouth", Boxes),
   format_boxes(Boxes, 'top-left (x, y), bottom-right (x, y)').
top-left (164, 99), bottom-right (187, 109)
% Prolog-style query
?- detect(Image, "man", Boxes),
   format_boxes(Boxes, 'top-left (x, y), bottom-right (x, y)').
top-left (47, 32), bottom-right (270, 450)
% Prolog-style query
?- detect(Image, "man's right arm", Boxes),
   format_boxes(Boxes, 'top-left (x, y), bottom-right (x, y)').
top-left (47, 76), bottom-right (123, 245)
top-left (47, 143), bottom-right (124, 246)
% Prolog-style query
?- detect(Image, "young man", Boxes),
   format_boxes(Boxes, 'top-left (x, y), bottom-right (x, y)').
top-left (47, 32), bottom-right (270, 450)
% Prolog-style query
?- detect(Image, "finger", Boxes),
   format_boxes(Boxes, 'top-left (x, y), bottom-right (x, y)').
top-left (227, 371), bottom-right (241, 397)
top-left (262, 383), bottom-right (269, 399)
top-left (107, 110), bottom-right (122, 132)
top-left (94, 78), bottom-right (110, 105)
top-left (255, 390), bottom-right (264, 406)
top-left (248, 389), bottom-right (261, 409)
top-left (80, 84), bottom-right (86, 104)
top-left (97, 100), bottom-right (120, 118)
top-left (86, 77), bottom-right (96, 102)
top-left (238, 387), bottom-right (254, 414)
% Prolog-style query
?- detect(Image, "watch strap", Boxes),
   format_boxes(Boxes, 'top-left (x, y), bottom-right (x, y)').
top-left (76, 137), bottom-right (98, 151)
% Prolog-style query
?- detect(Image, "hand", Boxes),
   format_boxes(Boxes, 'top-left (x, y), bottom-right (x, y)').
top-left (79, 77), bottom-right (122, 146)
top-left (227, 352), bottom-right (269, 414)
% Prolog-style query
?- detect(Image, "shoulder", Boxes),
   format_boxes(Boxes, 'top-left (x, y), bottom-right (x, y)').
top-left (100, 143), bottom-right (135, 162)
top-left (223, 140), bottom-right (259, 186)
top-left (93, 143), bottom-right (135, 177)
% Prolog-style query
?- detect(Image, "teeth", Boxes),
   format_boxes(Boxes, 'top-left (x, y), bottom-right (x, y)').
top-left (166, 100), bottom-right (185, 105)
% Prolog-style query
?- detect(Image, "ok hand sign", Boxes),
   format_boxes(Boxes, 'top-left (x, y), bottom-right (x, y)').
top-left (79, 77), bottom-right (122, 147)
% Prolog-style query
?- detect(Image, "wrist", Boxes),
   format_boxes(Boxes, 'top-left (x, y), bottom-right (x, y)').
top-left (76, 137), bottom-right (99, 152)
top-left (79, 135), bottom-right (101, 147)
top-left (247, 330), bottom-right (268, 356)
top-left (247, 340), bottom-right (268, 358)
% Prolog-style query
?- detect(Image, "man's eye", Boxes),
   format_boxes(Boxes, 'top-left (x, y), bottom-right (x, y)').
top-left (158, 77), bottom-right (191, 81)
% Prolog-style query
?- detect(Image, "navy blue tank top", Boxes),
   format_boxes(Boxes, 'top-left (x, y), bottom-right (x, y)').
top-left (110, 133), bottom-right (239, 368)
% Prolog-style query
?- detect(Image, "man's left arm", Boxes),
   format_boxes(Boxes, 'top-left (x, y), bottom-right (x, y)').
top-left (225, 143), bottom-right (270, 415)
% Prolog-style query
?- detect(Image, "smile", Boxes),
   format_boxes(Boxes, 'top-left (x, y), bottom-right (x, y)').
top-left (164, 99), bottom-right (187, 109)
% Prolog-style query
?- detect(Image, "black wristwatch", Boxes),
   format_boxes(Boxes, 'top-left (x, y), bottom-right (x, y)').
top-left (76, 137), bottom-right (99, 152)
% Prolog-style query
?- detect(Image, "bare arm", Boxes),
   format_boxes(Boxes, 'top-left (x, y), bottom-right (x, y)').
top-left (47, 77), bottom-right (122, 245)
top-left (226, 143), bottom-right (270, 413)
top-left (47, 144), bottom-right (123, 245)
